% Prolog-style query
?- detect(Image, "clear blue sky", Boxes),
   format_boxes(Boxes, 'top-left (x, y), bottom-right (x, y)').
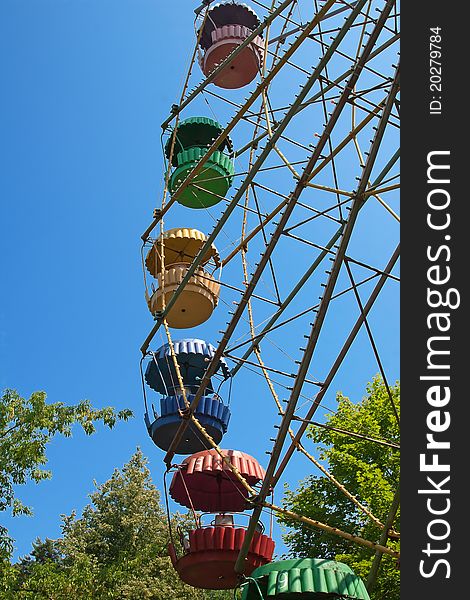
top-left (1, 0), bottom-right (399, 562)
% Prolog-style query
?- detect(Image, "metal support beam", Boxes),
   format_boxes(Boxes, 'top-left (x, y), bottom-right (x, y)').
top-left (221, 196), bottom-right (289, 267)
top-left (161, 0), bottom-right (372, 465)
top-left (260, 500), bottom-right (400, 558)
top-left (229, 226), bottom-right (342, 376)
top-left (270, 66), bottom-right (400, 487)
top-left (366, 488), bottom-right (401, 591)
top-left (227, 33), bottom-right (400, 161)
top-left (268, 1), bottom-right (360, 45)
top-left (271, 244), bottom-right (399, 490)
top-left (140, 0), bottom-right (357, 356)
top-left (226, 271), bottom-right (382, 358)
top-left (229, 137), bottom-right (400, 377)
top-left (292, 416), bottom-right (400, 450)
top-left (233, 21), bottom-right (399, 574)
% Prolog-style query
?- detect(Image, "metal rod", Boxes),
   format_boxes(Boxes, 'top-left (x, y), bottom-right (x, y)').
top-left (364, 183), bottom-right (400, 196)
top-left (291, 416), bottom-right (400, 450)
top-left (225, 353), bottom-right (322, 387)
top-left (251, 184), bottom-right (283, 306)
top-left (369, 148), bottom-right (400, 188)
top-left (284, 198), bottom-right (352, 233)
top-left (259, 500), bottom-right (400, 558)
top-left (221, 197), bottom-right (289, 267)
top-left (307, 102), bottom-right (384, 182)
top-left (282, 231), bottom-right (400, 282)
top-left (226, 271), bottom-right (380, 357)
top-left (268, 1), bottom-right (360, 45)
top-left (344, 258), bottom-right (401, 425)
top-left (366, 488), bottom-right (401, 591)
top-left (193, 272), bottom-right (280, 306)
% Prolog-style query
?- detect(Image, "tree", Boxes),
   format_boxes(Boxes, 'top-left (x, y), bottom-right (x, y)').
top-left (279, 376), bottom-right (400, 600)
top-left (2, 449), bottom-right (231, 599)
top-left (0, 388), bottom-right (132, 560)
top-left (17, 537), bottom-right (63, 577)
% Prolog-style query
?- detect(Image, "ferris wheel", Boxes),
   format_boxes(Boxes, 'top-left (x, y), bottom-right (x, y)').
top-left (138, 0), bottom-right (400, 596)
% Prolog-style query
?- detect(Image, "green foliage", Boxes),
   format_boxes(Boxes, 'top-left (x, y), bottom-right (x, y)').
top-left (279, 376), bottom-right (400, 600)
top-left (1, 449), bottom-right (232, 600)
top-left (0, 389), bottom-right (132, 561)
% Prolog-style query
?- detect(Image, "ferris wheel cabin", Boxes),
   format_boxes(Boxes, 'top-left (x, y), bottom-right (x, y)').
top-left (164, 117), bottom-right (234, 208)
top-left (167, 448), bottom-right (274, 590)
top-left (169, 448), bottom-right (265, 512)
top-left (239, 558), bottom-right (372, 599)
top-left (145, 228), bottom-right (222, 328)
top-left (198, 2), bottom-right (264, 89)
top-left (144, 339), bottom-right (232, 454)
top-left (169, 521), bottom-right (275, 590)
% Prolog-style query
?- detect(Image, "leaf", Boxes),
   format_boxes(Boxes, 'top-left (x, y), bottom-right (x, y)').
top-left (0, 388), bottom-right (134, 557)
top-left (280, 376), bottom-right (400, 600)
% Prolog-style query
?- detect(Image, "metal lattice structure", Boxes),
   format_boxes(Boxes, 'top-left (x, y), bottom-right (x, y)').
top-left (139, 0), bottom-right (400, 593)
